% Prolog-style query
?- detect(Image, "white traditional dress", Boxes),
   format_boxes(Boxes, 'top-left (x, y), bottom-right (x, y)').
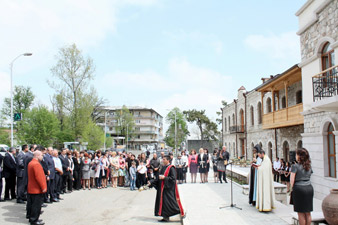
top-left (256, 155), bottom-right (275, 212)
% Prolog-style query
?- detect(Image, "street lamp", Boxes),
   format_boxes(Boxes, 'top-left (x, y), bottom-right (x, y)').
top-left (104, 111), bottom-right (107, 150)
top-left (10, 53), bottom-right (32, 147)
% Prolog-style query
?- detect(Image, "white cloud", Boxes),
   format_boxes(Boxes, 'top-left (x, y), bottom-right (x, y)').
top-left (99, 58), bottom-right (236, 131)
top-left (244, 32), bottom-right (300, 61)
top-left (0, 72), bottom-right (10, 106)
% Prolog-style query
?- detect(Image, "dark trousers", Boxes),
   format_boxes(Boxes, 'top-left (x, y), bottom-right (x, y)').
top-left (138, 173), bottom-right (146, 187)
top-left (73, 170), bottom-right (81, 190)
top-left (67, 173), bottom-right (73, 191)
top-left (0, 177), bottom-right (3, 200)
top-left (274, 172), bottom-right (280, 182)
top-left (55, 173), bottom-right (61, 198)
top-left (61, 172), bottom-right (70, 192)
top-left (176, 168), bottom-right (183, 181)
top-left (27, 193), bottom-right (43, 223)
top-left (218, 171), bottom-right (226, 182)
top-left (49, 179), bottom-right (56, 200)
top-left (5, 176), bottom-right (16, 199)
top-left (153, 170), bottom-right (159, 180)
top-left (17, 177), bottom-right (25, 201)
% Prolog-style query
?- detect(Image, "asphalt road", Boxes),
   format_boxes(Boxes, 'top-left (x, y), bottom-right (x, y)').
top-left (0, 184), bottom-right (181, 225)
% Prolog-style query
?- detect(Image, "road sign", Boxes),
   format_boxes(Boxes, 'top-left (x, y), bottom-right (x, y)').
top-left (106, 134), bottom-right (110, 137)
top-left (14, 113), bottom-right (22, 121)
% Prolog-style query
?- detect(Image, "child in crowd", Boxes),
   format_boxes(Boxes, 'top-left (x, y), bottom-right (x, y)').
top-left (137, 161), bottom-right (147, 188)
top-left (130, 162), bottom-right (137, 191)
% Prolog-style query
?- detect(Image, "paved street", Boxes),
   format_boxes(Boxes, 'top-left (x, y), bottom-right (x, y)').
top-left (0, 183), bottom-right (181, 225)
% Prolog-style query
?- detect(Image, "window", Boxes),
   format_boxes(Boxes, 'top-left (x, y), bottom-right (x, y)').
top-left (297, 140), bottom-right (303, 149)
top-left (268, 142), bottom-right (273, 161)
top-left (322, 42), bottom-right (335, 70)
top-left (239, 109), bottom-right (244, 132)
top-left (228, 116), bottom-right (230, 130)
top-left (281, 96), bottom-right (286, 108)
top-left (283, 141), bottom-right (289, 162)
top-left (328, 123), bottom-right (336, 178)
top-left (257, 102), bottom-right (262, 124)
top-left (296, 90), bottom-right (302, 104)
top-left (135, 120), bottom-right (140, 123)
top-left (224, 119), bottom-right (227, 132)
top-left (250, 106), bottom-right (254, 126)
top-left (266, 97), bottom-right (272, 113)
top-left (232, 114), bottom-right (235, 126)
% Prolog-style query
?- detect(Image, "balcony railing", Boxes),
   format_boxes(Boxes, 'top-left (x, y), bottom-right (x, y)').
top-left (229, 125), bottom-right (245, 134)
top-left (262, 103), bottom-right (303, 129)
top-left (313, 65), bottom-right (338, 101)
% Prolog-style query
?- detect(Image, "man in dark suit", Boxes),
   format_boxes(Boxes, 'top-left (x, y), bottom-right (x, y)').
top-left (16, 144), bottom-right (29, 203)
top-left (45, 147), bottom-right (57, 202)
top-left (3, 147), bottom-right (17, 200)
top-left (0, 153), bottom-right (4, 201)
top-left (59, 148), bottom-right (70, 194)
top-left (23, 145), bottom-right (35, 195)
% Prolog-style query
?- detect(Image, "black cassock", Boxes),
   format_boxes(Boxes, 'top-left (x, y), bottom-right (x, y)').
top-left (150, 165), bottom-right (184, 218)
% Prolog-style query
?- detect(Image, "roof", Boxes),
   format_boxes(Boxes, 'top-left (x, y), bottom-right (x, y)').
top-left (102, 106), bottom-right (163, 118)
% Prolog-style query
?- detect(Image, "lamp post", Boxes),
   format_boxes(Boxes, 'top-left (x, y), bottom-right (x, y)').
top-left (104, 111), bottom-right (107, 150)
top-left (10, 53), bottom-right (32, 147)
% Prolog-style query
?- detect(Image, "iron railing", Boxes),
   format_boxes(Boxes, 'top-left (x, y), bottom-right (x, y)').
top-left (229, 125), bottom-right (245, 134)
top-left (313, 65), bottom-right (338, 101)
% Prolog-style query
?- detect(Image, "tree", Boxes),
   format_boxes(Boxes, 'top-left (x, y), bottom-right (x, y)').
top-left (16, 105), bottom-right (59, 146)
top-left (183, 109), bottom-right (219, 147)
top-left (114, 106), bottom-right (135, 144)
top-left (82, 120), bottom-right (104, 150)
top-left (216, 100), bottom-right (227, 125)
top-left (1, 85), bottom-right (35, 122)
top-left (49, 43), bottom-right (95, 139)
top-left (164, 107), bottom-right (189, 149)
top-left (0, 129), bottom-right (10, 145)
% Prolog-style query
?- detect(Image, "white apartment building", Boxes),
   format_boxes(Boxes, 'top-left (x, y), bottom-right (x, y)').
top-left (101, 106), bottom-right (164, 150)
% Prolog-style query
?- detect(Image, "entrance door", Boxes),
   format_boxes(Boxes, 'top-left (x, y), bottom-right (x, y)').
top-left (283, 141), bottom-right (289, 162)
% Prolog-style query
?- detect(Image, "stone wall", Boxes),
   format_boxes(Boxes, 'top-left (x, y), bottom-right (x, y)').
top-left (300, 0), bottom-right (338, 60)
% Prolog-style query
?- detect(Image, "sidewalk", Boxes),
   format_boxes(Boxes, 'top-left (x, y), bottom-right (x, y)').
top-left (178, 172), bottom-right (323, 225)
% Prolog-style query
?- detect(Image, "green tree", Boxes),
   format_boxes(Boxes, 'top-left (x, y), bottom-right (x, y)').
top-left (164, 107), bottom-right (189, 149)
top-left (114, 106), bottom-right (135, 144)
top-left (183, 109), bottom-right (220, 147)
top-left (1, 85), bottom-right (35, 123)
top-left (0, 129), bottom-right (10, 145)
top-left (49, 43), bottom-right (95, 139)
top-left (82, 120), bottom-right (104, 150)
top-left (216, 100), bottom-right (227, 124)
top-left (16, 105), bottom-right (59, 146)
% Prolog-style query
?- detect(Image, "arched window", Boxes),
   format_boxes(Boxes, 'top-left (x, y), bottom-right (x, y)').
top-left (228, 116), bottom-right (230, 130)
top-left (297, 140), bottom-right (303, 149)
top-left (281, 96), bottom-right (286, 108)
top-left (232, 113), bottom-right (235, 126)
top-left (251, 143), bottom-right (255, 158)
top-left (296, 90), bottom-right (302, 104)
top-left (328, 123), bottom-right (336, 178)
top-left (268, 142), bottom-right (273, 161)
top-left (322, 42), bottom-right (335, 70)
top-left (224, 119), bottom-right (227, 132)
top-left (283, 141), bottom-right (290, 162)
top-left (233, 143), bottom-right (236, 158)
top-left (266, 97), bottom-right (272, 113)
top-left (239, 109), bottom-right (244, 132)
top-left (250, 106), bottom-right (254, 126)
top-left (259, 142), bottom-right (263, 149)
top-left (257, 102), bottom-right (262, 124)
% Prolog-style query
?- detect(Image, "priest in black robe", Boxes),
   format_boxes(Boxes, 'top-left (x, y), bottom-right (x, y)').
top-left (149, 155), bottom-right (185, 222)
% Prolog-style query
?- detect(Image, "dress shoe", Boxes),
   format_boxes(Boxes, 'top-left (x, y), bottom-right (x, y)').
top-left (57, 197), bottom-right (63, 200)
top-left (4, 198), bottom-right (11, 201)
top-left (158, 217), bottom-right (169, 222)
top-left (41, 203), bottom-right (47, 208)
top-left (17, 199), bottom-right (25, 204)
top-left (44, 199), bottom-right (51, 203)
top-left (40, 210), bottom-right (44, 215)
top-left (30, 221), bottom-right (45, 225)
top-left (52, 198), bottom-right (59, 202)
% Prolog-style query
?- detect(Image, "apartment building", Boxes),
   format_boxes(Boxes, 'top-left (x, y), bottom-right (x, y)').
top-left (101, 106), bottom-right (164, 150)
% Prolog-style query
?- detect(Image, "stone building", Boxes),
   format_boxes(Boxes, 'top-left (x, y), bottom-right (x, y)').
top-left (296, 0), bottom-right (338, 200)
top-left (222, 65), bottom-right (303, 162)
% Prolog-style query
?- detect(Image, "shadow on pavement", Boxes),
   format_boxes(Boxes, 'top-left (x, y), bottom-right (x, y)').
top-left (1, 203), bottom-right (27, 224)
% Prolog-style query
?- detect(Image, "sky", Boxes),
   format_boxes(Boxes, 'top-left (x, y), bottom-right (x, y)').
top-left (0, 0), bottom-right (306, 137)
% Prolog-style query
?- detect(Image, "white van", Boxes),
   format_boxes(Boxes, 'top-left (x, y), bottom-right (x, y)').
top-left (0, 144), bottom-right (9, 157)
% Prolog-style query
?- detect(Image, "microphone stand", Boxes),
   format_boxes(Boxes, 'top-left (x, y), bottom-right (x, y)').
top-left (219, 160), bottom-right (242, 210)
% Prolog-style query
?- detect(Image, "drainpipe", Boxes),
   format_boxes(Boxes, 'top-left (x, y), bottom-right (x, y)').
top-left (243, 93), bottom-right (247, 160)
top-left (234, 99), bottom-right (238, 158)
top-left (221, 107), bottom-right (224, 147)
top-left (275, 128), bottom-right (278, 158)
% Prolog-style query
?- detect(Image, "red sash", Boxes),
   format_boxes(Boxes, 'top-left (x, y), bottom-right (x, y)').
top-left (158, 165), bottom-right (185, 217)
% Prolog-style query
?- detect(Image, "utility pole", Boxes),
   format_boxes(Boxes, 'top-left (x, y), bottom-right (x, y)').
top-left (104, 111), bottom-right (107, 150)
top-left (175, 110), bottom-right (177, 156)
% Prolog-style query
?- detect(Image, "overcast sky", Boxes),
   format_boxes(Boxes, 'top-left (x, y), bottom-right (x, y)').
top-left (0, 0), bottom-right (306, 137)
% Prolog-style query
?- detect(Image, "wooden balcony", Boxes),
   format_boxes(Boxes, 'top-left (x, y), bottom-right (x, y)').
top-left (262, 103), bottom-right (304, 129)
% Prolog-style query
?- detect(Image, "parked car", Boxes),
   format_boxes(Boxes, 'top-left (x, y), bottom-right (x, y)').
top-left (0, 144), bottom-right (9, 157)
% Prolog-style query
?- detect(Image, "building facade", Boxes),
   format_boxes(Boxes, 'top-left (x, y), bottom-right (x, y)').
top-left (222, 65), bottom-right (304, 162)
top-left (296, 0), bottom-right (338, 199)
top-left (100, 106), bottom-right (164, 150)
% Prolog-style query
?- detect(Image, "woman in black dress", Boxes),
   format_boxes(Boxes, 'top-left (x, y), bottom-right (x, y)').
top-left (197, 148), bottom-right (208, 183)
top-left (290, 148), bottom-right (313, 225)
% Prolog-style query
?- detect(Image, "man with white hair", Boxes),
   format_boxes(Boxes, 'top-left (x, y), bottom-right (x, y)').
top-left (27, 150), bottom-right (47, 225)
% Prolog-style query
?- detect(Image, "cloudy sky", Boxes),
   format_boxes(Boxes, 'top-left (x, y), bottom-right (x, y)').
top-left (0, 0), bottom-right (306, 135)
